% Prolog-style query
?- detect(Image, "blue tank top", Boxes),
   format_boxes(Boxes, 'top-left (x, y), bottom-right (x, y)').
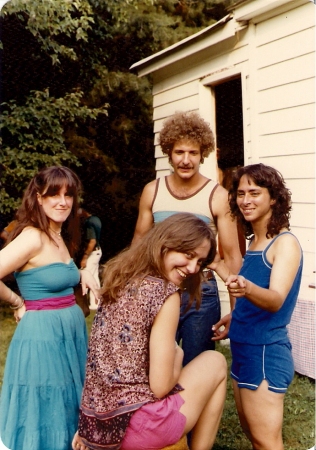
top-left (229, 232), bottom-right (303, 345)
top-left (15, 259), bottom-right (80, 300)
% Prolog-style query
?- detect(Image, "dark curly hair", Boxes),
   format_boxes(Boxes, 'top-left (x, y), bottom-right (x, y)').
top-left (159, 111), bottom-right (215, 163)
top-left (229, 164), bottom-right (292, 239)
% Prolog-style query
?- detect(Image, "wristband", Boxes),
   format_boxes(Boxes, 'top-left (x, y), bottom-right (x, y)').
top-left (10, 297), bottom-right (25, 310)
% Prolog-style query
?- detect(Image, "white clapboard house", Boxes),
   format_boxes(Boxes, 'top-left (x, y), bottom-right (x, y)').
top-left (131, 0), bottom-right (315, 378)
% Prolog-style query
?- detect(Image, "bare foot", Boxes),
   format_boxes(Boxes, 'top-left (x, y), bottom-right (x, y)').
top-left (72, 431), bottom-right (88, 450)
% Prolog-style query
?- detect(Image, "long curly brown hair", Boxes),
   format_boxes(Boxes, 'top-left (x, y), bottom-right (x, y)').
top-left (7, 166), bottom-right (82, 256)
top-left (229, 164), bottom-right (292, 239)
top-left (159, 111), bottom-right (215, 163)
top-left (101, 213), bottom-right (217, 309)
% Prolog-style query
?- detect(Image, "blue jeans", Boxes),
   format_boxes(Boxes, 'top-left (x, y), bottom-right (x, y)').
top-left (176, 278), bottom-right (221, 366)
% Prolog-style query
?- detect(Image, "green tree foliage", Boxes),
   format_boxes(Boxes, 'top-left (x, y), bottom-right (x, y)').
top-left (1, 0), bottom-right (95, 64)
top-left (0, 0), bottom-right (227, 257)
top-left (0, 89), bottom-right (110, 212)
top-left (0, 0), bottom-right (112, 216)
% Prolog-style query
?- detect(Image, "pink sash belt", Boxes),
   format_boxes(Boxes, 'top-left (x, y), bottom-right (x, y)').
top-left (25, 294), bottom-right (76, 311)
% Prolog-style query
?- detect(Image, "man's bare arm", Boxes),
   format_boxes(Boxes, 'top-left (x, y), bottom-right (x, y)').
top-left (211, 185), bottom-right (242, 340)
top-left (213, 185), bottom-right (242, 282)
top-left (80, 239), bottom-right (97, 269)
top-left (131, 180), bottom-right (157, 247)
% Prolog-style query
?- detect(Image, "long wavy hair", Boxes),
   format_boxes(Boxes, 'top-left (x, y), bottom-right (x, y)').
top-left (101, 213), bottom-right (217, 309)
top-left (229, 164), bottom-right (292, 239)
top-left (159, 111), bottom-right (215, 163)
top-left (7, 166), bottom-right (82, 256)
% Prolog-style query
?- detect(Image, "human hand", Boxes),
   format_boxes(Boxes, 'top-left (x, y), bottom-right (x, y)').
top-left (13, 300), bottom-right (26, 324)
top-left (80, 269), bottom-right (101, 304)
top-left (226, 275), bottom-right (247, 298)
top-left (212, 313), bottom-right (231, 340)
top-left (174, 342), bottom-right (184, 378)
top-left (175, 342), bottom-right (184, 359)
top-left (72, 431), bottom-right (88, 450)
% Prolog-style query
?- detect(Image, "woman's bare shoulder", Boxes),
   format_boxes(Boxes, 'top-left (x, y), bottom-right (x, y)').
top-left (273, 231), bottom-right (301, 258)
top-left (20, 226), bottom-right (44, 240)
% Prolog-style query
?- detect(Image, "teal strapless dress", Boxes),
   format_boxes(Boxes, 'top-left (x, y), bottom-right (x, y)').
top-left (0, 261), bottom-right (88, 450)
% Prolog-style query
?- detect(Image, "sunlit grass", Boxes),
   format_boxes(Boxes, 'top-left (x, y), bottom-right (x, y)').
top-left (1, 305), bottom-right (315, 449)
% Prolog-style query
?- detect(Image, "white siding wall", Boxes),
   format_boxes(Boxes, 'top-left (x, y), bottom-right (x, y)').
top-left (148, 0), bottom-right (315, 310)
top-left (254, 2), bottom-right (315, 298)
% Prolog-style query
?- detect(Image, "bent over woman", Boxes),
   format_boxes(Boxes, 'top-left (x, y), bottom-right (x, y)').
top-left (73, 213), bottom-right (227, 450)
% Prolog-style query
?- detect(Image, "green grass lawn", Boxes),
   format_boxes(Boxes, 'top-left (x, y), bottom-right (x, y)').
top-left (1, 306), bottom-right (315, 449)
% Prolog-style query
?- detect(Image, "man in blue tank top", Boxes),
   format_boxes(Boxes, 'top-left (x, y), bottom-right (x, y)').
top-left (132, 111), bottom-right (242, 365)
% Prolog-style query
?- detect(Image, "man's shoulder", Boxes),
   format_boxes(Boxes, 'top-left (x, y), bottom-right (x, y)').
top-left (141, 178), bottom-right (161, 198)
top-left (145, 178), bottom-right (160, 189)
top-left (211, 183), bottom-right (232, 219)
top-left (86, 215), bottom-right (102, 226)
top-left (211, 183), bottom-right (228, 200)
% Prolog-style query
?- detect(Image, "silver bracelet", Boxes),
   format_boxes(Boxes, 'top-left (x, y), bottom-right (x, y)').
top-left (9, 296), bottom-right (25, 310)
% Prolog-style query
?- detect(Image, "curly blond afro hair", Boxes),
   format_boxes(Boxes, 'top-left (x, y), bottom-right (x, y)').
top-left (158, 111), bottom-right (215, 163)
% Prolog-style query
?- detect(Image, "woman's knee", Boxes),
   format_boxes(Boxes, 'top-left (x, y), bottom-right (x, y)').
top-left (197, 350), bottom-right (227, 381)
top-left (251, 433), bottom-right (283, 450)
top-left (207, 350), bottom-right (227, 369)
top-left (180, 351), bottom-right (227, 393)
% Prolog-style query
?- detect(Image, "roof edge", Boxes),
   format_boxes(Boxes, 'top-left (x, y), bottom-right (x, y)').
top-left (130, 13), bottom-right (233, 73)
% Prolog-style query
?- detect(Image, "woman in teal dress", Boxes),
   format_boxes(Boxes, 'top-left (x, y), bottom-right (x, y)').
top-left (0, 166), bottom-right (99, 450)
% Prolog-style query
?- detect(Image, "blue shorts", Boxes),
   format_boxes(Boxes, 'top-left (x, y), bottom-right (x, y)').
top-left (230, 341), bottom-right (294, 393)
top-left (121, 393), bottom-right (186, 450)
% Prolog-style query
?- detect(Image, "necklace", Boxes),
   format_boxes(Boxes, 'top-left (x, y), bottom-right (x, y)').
top-left (49, 228), bottom-right (62, 239)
